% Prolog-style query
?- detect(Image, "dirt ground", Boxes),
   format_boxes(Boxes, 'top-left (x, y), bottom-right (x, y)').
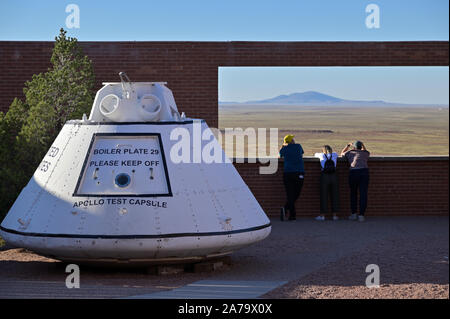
top-left (0, 216), bottom-right (448, 299)
top-left (263, 234), bottom-right (449, 299)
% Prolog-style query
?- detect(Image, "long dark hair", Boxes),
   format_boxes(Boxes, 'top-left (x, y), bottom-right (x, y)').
top-left (323, 145), bottom-right (333, 154)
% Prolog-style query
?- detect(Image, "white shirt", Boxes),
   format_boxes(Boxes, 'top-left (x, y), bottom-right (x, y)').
top-left (314, 152), bottom-right (338, 169)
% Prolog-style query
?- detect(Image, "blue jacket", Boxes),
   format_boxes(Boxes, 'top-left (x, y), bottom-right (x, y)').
top-left (279, 143), bottom-right (305, 173)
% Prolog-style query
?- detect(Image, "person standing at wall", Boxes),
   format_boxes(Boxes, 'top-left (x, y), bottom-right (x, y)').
top-left (341, 141), bottom-right (370, 222)
top-left (279, 135), bottom-right (305, 221)
top-left (314, 145), bottom-right (339, 221)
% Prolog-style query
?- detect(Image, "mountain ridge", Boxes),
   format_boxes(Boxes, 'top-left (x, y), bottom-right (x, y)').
top-left (219, 91), bottom-right (448, 107)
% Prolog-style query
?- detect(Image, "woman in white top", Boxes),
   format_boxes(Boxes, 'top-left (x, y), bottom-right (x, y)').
top-left (314, 145), bottom-right (340, 221)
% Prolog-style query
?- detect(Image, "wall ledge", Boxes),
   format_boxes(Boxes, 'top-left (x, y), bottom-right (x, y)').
top-left (232, 156), bottom-right (449, 163)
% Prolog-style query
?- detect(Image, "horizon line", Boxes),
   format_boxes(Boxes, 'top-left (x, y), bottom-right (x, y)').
top-left (218, 90), bottom-right (450, 106)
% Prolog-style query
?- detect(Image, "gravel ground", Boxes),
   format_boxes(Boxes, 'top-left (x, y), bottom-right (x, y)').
top-left (0, 216), bottom-right (448, 299)
top-left (263, 234), bottom-right (449, 299)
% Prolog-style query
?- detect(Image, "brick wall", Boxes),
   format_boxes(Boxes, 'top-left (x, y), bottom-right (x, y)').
top-left (0, 41), bottom-right (448, 128)
top-left (235, 157), bottom-right (449, 217)
top-left (0, 41), bottom-right (448, 216)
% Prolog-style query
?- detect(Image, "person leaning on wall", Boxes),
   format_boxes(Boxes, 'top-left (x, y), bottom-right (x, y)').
top-left (314, 145), bottom-right (339, 221)
top-left (279, 134), bottom-right (305, 222)
top-left (340, 141), bottom-right (370, 222)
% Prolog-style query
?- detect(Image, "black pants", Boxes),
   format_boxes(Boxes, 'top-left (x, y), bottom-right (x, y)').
top-left (283, 172), bottom-right (304, 219)
top-left (348, 168), bottom-right (369, 216)
top-left (320, 172), bottom-right (339, 215)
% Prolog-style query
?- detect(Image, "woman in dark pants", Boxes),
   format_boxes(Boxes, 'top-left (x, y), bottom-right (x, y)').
top-left (314, 145), bottom-right (339, 221)
top-left (341, 141), bottom-right (370, 222)
top-left (279, 134), bottom-right (305, 221)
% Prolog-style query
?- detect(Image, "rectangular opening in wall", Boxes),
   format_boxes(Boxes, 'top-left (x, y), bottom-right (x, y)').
top-left (219, 67), bottom-right (449, 158)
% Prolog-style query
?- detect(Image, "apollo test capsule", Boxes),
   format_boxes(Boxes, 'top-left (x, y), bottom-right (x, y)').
top-left (0, 73), bottom-right (271, 265)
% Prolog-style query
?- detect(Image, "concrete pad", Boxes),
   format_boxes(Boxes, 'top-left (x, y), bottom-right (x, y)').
top-left (127, 280), bottom-right (287, 299)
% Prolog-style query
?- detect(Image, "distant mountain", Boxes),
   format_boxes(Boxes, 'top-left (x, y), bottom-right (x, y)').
top-left (246, 91), bottom-right (344, 104)
top-left (220, 91), bottom-right (448, 107)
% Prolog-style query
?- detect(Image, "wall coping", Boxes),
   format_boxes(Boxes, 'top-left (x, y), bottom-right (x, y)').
top-left (232, 156), bottom-right (449, 163)
top-left (1, 40), bottom-right (448, 44)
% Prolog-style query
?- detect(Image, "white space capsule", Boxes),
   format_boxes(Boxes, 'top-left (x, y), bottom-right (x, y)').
top-left (0, 73), bottom-right (271, 265)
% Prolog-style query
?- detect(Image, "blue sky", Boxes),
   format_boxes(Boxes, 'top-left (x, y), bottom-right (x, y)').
top-left (0, 0), bottom-right (448, 104)
top-left (0, 0), bottom-right (448, 41)
top-left (219, 67), bottom-right (449, 104)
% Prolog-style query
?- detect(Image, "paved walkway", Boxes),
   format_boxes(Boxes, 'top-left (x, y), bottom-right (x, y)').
top-left (0, 279), bottom-right (165, 299)
top-left (0, 216), bottom-right (448, 298)
top-left (127, 280), bottom-right (287, 299)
